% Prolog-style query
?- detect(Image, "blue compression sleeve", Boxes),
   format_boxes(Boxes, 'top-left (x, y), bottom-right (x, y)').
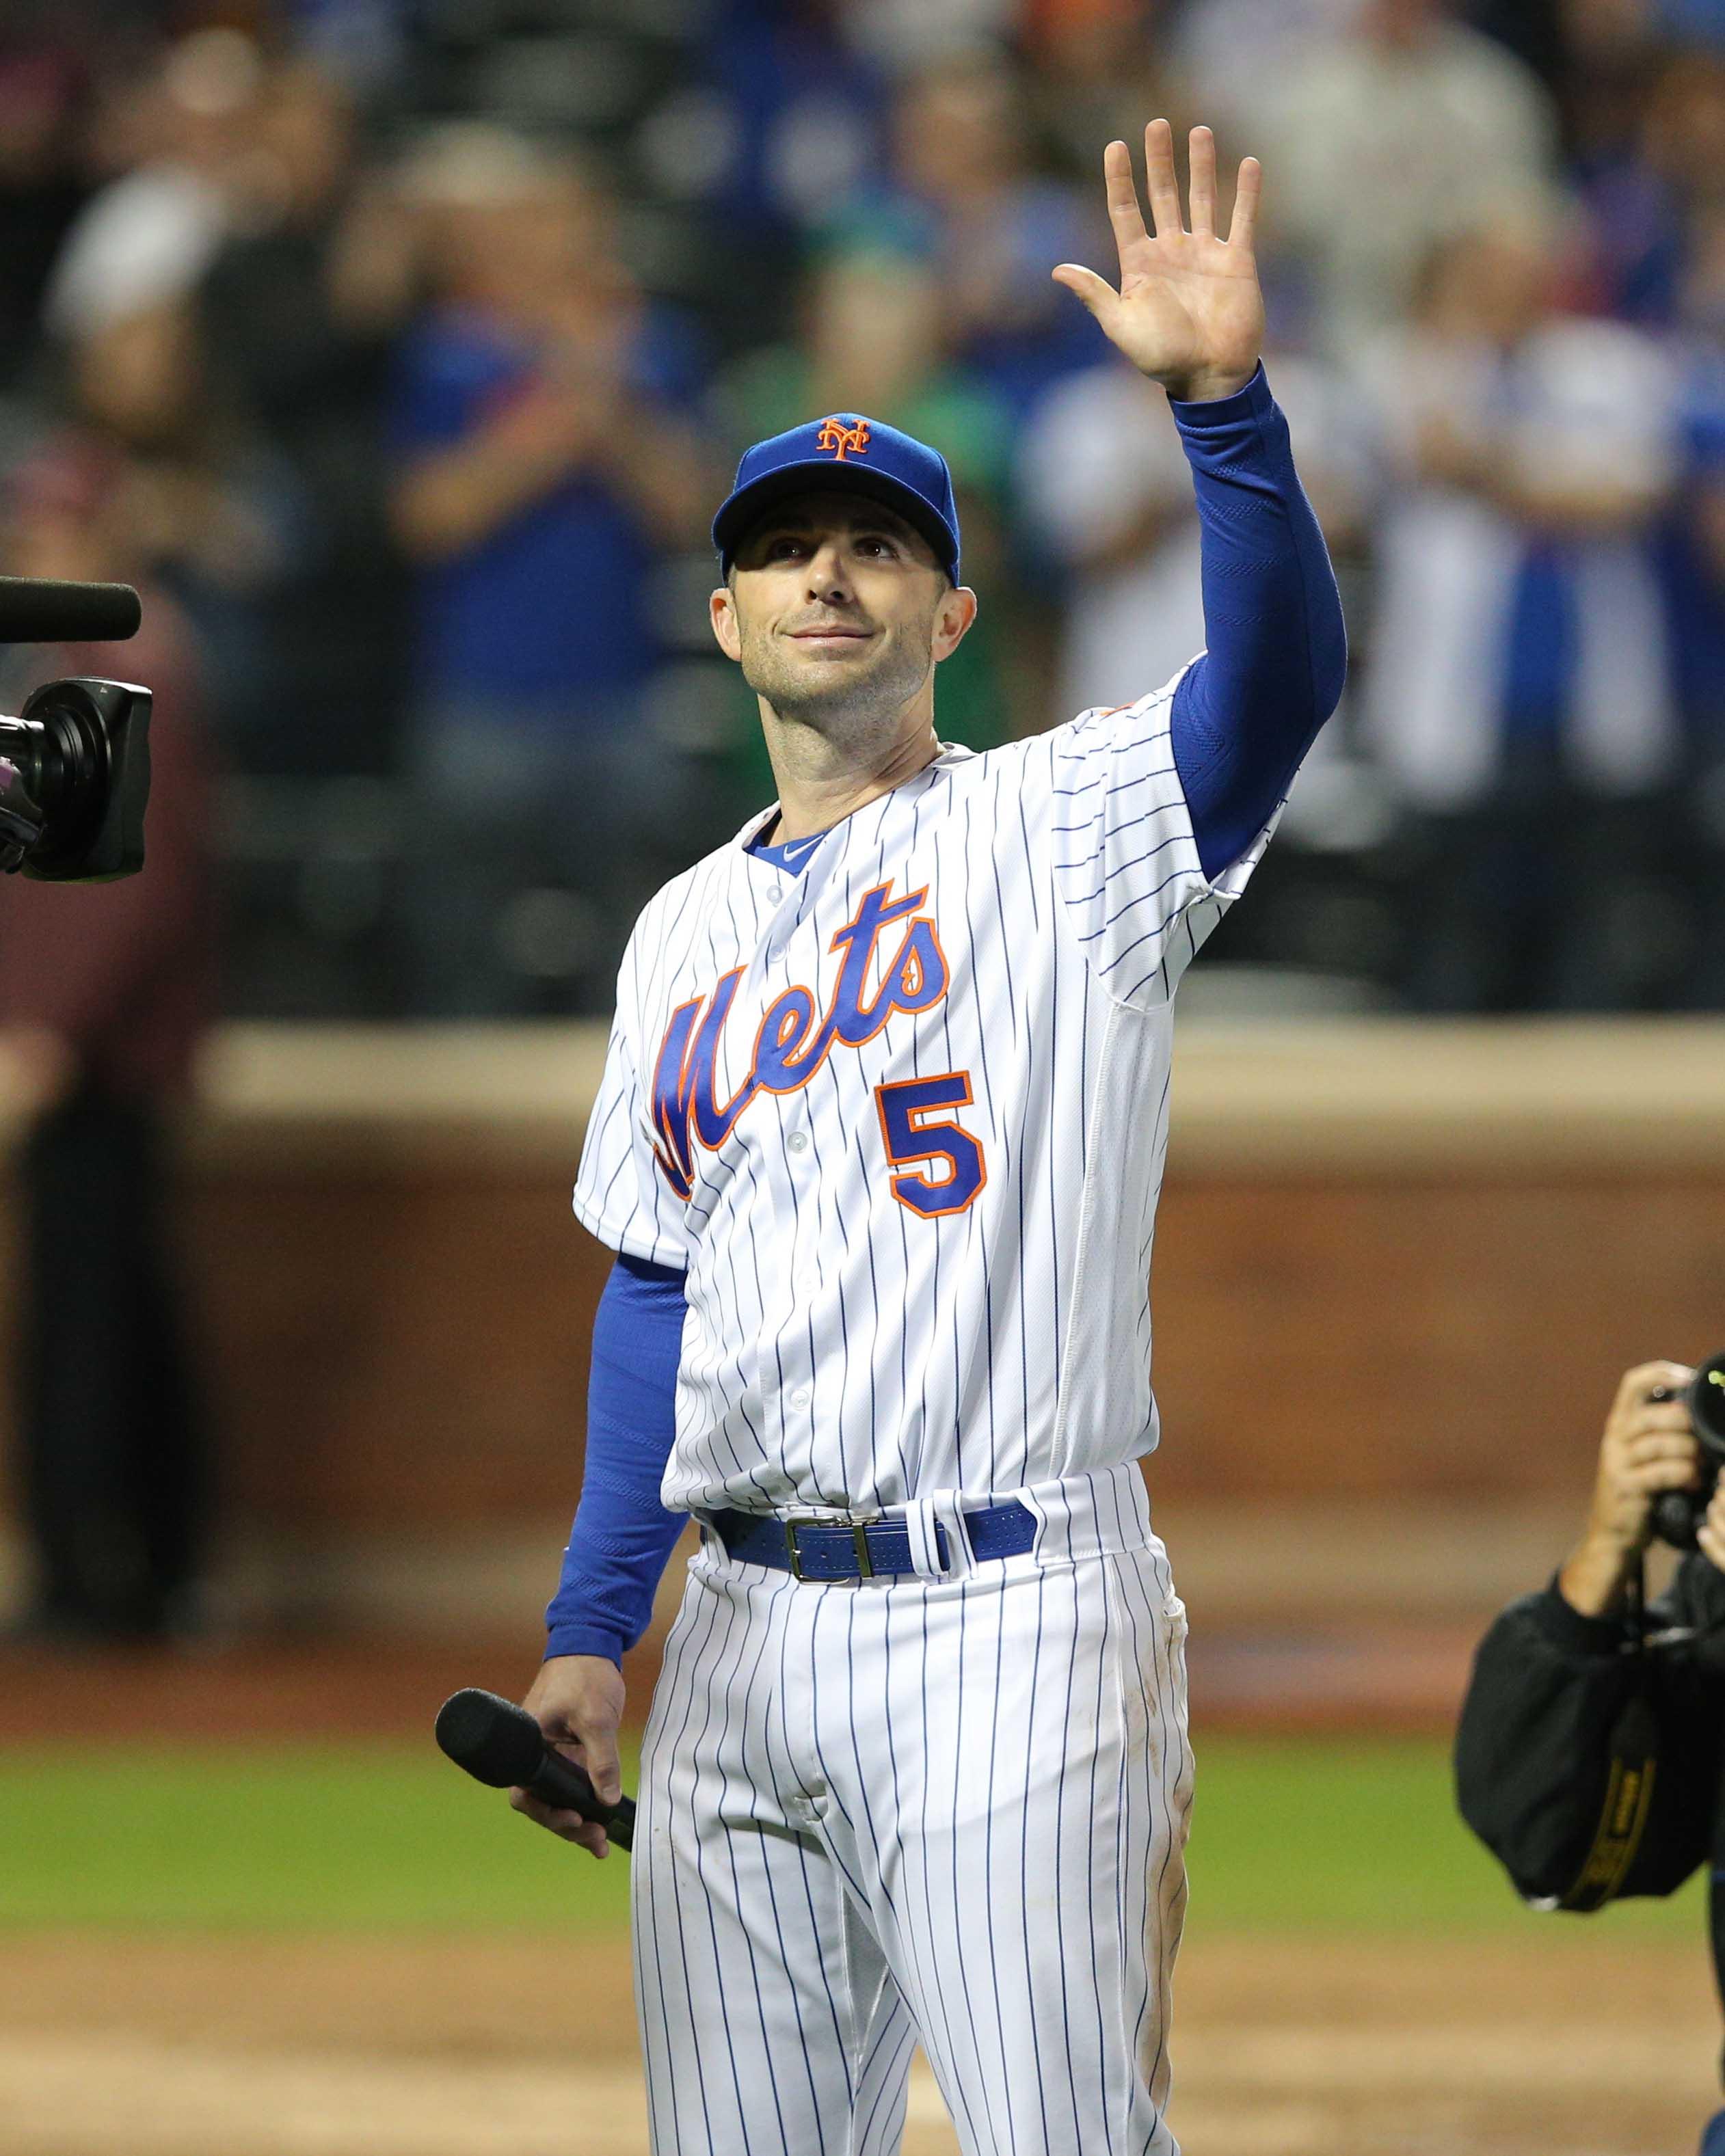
top-left (544, 1251), bottom-right (688, 1665)
top-left (1167, 363), bottom-right (1348, 880)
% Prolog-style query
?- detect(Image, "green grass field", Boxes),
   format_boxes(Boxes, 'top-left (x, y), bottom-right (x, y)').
top-left (0, 1736), bottom-right (1704, 1941)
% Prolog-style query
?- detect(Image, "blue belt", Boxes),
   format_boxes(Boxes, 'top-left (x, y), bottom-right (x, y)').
top-left (710, 1500), bottom-right (1039, 1581)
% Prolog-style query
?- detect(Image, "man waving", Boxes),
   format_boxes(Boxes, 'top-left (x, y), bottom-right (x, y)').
top-left (516, 122), bottom-right (1345, 2156)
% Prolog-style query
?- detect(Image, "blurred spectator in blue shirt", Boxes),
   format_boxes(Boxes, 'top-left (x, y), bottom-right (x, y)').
top-left (832, 46), bottom-right (1108, 417)
top-left (691, 0), bottom-right (888, 250)
top-left (388, 126), bottom-right (718, 1016)
top-left (1356, 204), bottom-right (1683, 1010)
top-left (648, 0), bottom-right (890, 355)
top-left (1657, 204), bottom-right (1725, 1001)
top-left (1575, 42), bottom-right (1725, 325)
top-left (1668, 348), bottom-right (1725, 744)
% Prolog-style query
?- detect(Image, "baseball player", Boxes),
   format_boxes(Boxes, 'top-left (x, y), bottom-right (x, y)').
top-left (513, 121), bottom-right (1346, 2155)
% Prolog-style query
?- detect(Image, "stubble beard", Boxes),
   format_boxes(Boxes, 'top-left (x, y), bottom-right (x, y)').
top-left (741, 621), bottom-right (935, 764)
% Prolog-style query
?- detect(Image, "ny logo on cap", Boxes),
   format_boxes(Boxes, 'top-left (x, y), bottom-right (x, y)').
top-left (816, 416), bottom-right (870, 461)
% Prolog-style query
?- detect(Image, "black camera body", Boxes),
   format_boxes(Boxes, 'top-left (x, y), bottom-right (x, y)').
top-left (1650, 1351), bottom-right (1725, 1550)
top-left (0, 677), bottom-right (151, 881)
top-left (0, 577), bottom-right (150, 882)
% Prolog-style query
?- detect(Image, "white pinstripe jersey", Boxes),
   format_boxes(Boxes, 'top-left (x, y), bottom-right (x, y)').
top-left (573, 670), bottom-right (1276, 1517)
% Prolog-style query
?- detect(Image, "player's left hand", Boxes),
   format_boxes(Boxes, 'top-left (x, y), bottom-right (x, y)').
top-left (512, 1653), bottom-right (627, 1859)
top-left (1052, 120), bottom-right (1263, 404)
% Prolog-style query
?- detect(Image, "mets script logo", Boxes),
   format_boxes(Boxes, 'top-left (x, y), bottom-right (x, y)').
top-left (816, 415), bottom-right (870, 461)
top-left (650, 880), bottom-right (946, 1200)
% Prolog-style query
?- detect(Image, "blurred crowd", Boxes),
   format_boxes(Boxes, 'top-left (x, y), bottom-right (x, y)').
top-left (2, 0), bottom-right (1724, 1019)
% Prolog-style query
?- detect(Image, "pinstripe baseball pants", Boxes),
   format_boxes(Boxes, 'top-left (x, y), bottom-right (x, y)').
top-left (631, 1466), bottom-right (1192, 2156)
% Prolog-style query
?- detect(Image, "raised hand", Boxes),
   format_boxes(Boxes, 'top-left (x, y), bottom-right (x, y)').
top-left (1053, 120), bottom-right (1263, 403)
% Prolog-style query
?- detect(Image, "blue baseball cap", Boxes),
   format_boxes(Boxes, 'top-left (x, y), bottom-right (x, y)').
top-left (712, 413), bottom-right (961, 584)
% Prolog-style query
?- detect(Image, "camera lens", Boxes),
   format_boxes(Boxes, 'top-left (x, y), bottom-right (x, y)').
top-left (0, 733), bottom-right (43, 805)
top-left (0, 697), bottom-right (90, 834)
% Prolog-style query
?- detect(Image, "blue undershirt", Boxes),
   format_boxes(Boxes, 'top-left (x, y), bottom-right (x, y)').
top-left (545, 361), bottom-right (1346, 1665)
top-left (1164, 362), bottom-right (1347, 878)
top-left (544, 1251), bottom-right (689, 1661)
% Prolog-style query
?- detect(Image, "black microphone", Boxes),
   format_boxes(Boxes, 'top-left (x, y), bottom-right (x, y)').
top-left (0, 578), bottom-right (141, 644)
top-left (434, 1687), bottom-right (635, 1852)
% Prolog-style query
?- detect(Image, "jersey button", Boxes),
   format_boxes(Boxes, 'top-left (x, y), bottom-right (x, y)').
top-left (787, 1130), bottom-right (809, 1154)
top-left (768, 884), bottom-right (784, 904)
top-left (788, 1388), bottom-right (810, 1411)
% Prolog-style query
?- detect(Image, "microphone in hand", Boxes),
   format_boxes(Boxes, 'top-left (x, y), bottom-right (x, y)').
top-left (434, 1687), bottom-right (635, 1852)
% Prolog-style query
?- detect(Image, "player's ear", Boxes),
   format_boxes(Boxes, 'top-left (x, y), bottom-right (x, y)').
top-left (710, 582), bottom-right (743, 663)
top-left (932, 583), bottom-right (978, 664)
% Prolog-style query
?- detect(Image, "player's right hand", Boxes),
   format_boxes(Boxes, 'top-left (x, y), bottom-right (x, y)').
top-left (511, 1654), bottom-right (627, 1860)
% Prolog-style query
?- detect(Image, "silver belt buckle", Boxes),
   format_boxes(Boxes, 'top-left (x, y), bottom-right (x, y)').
top-left (780, 1515), bottom-right (819, 1580)
top-left (782, 1513), bottom-right (877, 1580)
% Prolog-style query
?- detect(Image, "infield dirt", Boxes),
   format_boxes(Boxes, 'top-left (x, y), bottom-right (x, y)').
top-left (0, 1928), bottom-right (1712, 2156)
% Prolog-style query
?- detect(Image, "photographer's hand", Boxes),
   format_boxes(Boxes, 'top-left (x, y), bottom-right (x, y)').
top-left (1696, 1480), bottom-right (1725, 1576)
top-left (1558, 1361), bottom-right (1698, 1616)
top-left (0, 1024), bottom-right (73, 1122)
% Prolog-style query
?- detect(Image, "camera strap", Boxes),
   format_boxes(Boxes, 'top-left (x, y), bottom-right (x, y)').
top-left (1559, 1555), bottom-right (1660, 1913)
